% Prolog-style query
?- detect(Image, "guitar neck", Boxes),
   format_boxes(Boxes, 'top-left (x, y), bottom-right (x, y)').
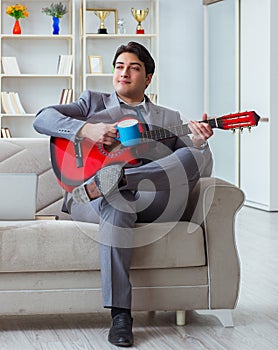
top-left (141, 119), bottom-right (216, 141)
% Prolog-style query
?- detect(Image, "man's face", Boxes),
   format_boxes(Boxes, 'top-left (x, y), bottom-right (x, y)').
top-left (113, 52), bottom-right (153, 103)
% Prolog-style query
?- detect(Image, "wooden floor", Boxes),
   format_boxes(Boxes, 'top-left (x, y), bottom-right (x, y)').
top-left (0, 206), bottom-right (277, 349)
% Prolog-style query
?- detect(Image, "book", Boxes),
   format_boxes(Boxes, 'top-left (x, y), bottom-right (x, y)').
top-left (13, 92), bottom-right (26, 114)
top-left (59, 88), bottom-right (68, 104)
top-left (64, 55), bottom-right (73, 75)
top-left (57, 55), bottom-right (73, 75)
top-left (59, 88), bottom-right (73, 104)
top-left (1, 91), bottom-right (26, 114)
top-left (66, 88), bottom-right (73, 104)
top-left (9, 92), bottom-right (22, 114)
top-left (1, 57), bottom-right (21, 74)
top-left (1, 92), bottom-right (16, 114)
top-left (35, 215), bottom-right (59, 220)
top-left (1, 128), bottom-right (7, 138)
top-left (1, 92), bottom-right (13, 114)
top-left (57, 55), bottom-right (61, 74)
top-left (147, 93), bottom-right (157, 104)
top-left (1, 127), bottom-right (12, 138)
top-left (5, 128), bottom-right (12, 138)
top-left (57, 55), bottom-right (64, 74)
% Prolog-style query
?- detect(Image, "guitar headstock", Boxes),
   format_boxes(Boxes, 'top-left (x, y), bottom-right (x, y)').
top-left (214, 111), bottom-right (260, 131)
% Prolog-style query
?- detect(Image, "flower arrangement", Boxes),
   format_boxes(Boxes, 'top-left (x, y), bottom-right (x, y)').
top-left (41, 2), bottom-right (68, 18)
top-left (6, 3), bottom-right (28, 20)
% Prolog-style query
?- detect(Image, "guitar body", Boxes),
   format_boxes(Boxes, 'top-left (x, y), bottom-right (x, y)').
top-left (50, 137), bottom-right (139, 192)
top-left (50, 110), bottom-right (260, 192)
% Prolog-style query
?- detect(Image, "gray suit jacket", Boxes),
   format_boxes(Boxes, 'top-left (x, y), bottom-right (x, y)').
top-left (34, 90), bottom-right (185, 140)
top-left (33, 89), bottom-right (213, 180)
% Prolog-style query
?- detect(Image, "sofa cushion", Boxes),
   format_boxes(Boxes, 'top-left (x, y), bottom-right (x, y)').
top-left (0, 220), bottom-right (206, 272)
top-left (0, 138), bottom-right (69, 220)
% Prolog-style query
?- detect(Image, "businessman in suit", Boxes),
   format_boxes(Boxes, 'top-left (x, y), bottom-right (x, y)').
top-left (34, 41), bottom-right (213, 347)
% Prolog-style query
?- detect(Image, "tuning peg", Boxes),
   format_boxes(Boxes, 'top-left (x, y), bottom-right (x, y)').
top-left (231, 129), bottom-right (236, 134)
top-left (240, 128), bottom-right (244, 133)
top-left (248, 127), bottom-right (252, 132)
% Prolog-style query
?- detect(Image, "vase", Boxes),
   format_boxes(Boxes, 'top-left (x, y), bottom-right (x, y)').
top-left (13, 20), bottom-right (21, 35)
top-left (52, 17), bottom-right (60, 35)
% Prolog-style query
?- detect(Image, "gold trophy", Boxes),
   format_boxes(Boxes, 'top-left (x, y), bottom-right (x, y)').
top-left (94, 10), bottom-right (111, 34)
top-left (131, 8), bottom-right (149, 34)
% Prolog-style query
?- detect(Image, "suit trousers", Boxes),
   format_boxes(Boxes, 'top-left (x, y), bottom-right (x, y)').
top-left (70, 147), bottom-right (206, 309)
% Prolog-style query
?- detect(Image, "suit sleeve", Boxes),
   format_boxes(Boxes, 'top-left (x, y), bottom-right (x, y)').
top-left (174, 111), bottom-right (213, 177)
top-left (33, 90), bottom-right (95, 141)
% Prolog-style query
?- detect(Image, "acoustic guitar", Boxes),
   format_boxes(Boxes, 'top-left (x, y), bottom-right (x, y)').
top-left (50, 110), bottom-right (260, 192)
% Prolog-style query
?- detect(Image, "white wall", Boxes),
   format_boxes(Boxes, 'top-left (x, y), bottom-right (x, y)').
top-left (73, 0), bottom-right (205, 121)
top-left (159, 0), bottom-right (205, 120)
top-left (204, 0), bottom-right (238, 184)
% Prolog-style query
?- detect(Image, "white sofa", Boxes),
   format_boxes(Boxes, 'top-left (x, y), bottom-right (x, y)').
top-left (0, 138), bottom-right (244, 326)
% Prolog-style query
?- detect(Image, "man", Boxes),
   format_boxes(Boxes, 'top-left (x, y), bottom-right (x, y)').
top-left (33, 41), bottom-right (213, 347)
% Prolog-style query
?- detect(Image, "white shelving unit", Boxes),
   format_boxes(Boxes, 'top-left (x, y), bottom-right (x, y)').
top-left (0, 0), bottom-right (159, 138)
top-left (0, 0), bottom-right (75, 137)
top-left (81, 0), bottom-right (159, 99)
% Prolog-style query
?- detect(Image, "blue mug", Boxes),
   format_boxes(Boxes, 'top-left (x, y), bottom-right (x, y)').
top-left (116, 119), bottom-right (141, 146)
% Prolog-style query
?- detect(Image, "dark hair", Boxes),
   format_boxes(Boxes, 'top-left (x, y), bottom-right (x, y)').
top-left (112, 41), bottom-right (155, 75)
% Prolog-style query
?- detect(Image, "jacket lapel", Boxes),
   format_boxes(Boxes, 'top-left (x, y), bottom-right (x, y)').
top-left (147, 102), bottom-right (165, 128)
top-left (101, 92), bottom-right (123, 122)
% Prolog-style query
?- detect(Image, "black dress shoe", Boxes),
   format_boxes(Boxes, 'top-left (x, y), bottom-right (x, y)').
top-left (108, 313), bottom-right (134, 347)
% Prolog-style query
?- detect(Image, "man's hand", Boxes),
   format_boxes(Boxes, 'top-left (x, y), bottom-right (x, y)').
top-left (78, 122), bottom-right (118, 145)
top-left (189, 113), bottom-right (213, 148)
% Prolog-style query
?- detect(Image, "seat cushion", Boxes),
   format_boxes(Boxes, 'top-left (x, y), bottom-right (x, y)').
top-left (0, 220), bottom-right (206, 272)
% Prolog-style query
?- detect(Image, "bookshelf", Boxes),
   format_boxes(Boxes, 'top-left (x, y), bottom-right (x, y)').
top-left (0, 0), bottom-right (75, 138)
top-left (0, 0), bottom-right (159, 138)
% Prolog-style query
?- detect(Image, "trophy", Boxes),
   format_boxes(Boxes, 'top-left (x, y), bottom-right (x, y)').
top-left (94, 10), bottom-right (111, 34)
top-left (131, 8), bottom-right (149, 34)
top-left (117, 18), bottom-right (126, 34)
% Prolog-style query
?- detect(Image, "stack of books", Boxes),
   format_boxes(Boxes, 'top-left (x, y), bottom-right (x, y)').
top-left (147, 93), bottom-right (157, 104)
top-left (1, 92), bottom-right (26, 114)
top-left (1, 127), bottom-right (12, 138)
top-left (59, 88), bottom-right (73, 104)
top-left (57, 55), bottom-right (73, 75)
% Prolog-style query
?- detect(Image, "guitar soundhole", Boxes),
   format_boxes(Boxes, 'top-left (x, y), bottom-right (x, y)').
top-left (99, 141), bottom-right (125, 158)
top-left (104, 140), bottom-right (122, 152)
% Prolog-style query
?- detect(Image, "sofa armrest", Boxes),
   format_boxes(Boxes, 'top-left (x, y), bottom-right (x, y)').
top-left (185, 177), bottom-right (245, 309)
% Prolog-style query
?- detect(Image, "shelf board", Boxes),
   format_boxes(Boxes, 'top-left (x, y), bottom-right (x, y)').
top-left (1, 0), bottom-right (67, 2)
top-left (0, 114), bottom-right (35, 118)
top-left (84, 34), bottom-right (157, 39)
top-left (86, 73), bottom-right (113, 77)
top-left (1, 74), bottom-right (73, 78)
top-left (0, 34), bottom-right (74, 40)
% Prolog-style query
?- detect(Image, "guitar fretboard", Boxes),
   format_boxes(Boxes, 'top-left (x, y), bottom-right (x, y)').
top-left (140, 119), bottom-right (217, 141)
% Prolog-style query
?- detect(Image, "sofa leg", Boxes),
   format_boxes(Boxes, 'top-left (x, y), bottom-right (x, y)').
top-left (176, 310), bottom-right (186, 326)
top-left (196, 309), bottom-right (234, 327)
